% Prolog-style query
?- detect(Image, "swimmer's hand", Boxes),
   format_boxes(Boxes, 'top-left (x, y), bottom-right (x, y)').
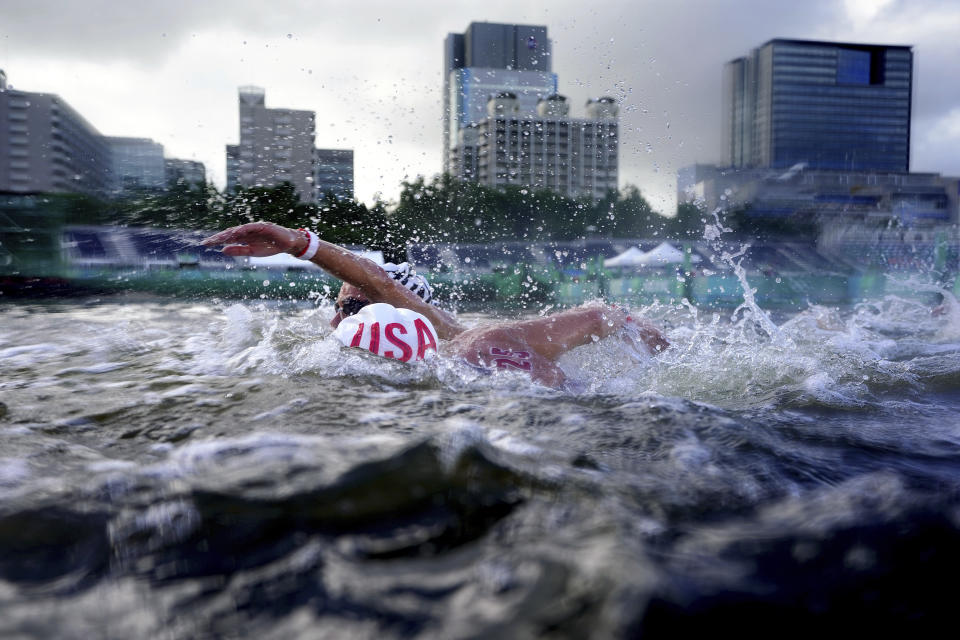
top-left (619, 315), bottom-right (670, 356)
top-left (631, 319), bottom-right (670, 354)
top-left (605, 304), bottom-right (669, 355)
top-left (201, 222), bottom-right (305, 257)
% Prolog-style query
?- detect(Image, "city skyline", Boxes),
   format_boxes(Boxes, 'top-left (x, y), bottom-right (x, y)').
top-left (2, 0), bottom-right (959, 211)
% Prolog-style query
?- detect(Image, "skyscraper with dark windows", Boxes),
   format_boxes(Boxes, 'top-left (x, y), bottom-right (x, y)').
top-left (679, 38), bottom-right (958, 230)
top-left (442, 22), bottom-right (556, 175)
top-left (723, 38), bottom-right (912, 173)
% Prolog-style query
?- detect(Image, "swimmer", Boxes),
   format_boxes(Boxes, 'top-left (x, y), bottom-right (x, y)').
top-left (202, 222), bottom-right (669, 389)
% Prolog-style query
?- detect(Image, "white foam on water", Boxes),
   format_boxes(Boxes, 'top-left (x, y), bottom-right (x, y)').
top-left (6, 289), bottom-right (951, 413)
top-left (152, 430), bottom-right (408, 482)
top-left (86, 459), bottom-right (139, 473)
top-left (0, 457), bottom-right (30, 488)
top-left (0, 343), bottom-right (64, 363)
top-left (54, 362), bottom-right (130, 376)
top-left (159, 384), bottom-right (219, 399)
top-left (249, 398), bottom-right (309, 422)
top-left (184, 293), bottom-right (954, 409)
top-left (669, 435), bottom-right (713, 470)
top-left (437, 419), bottom-right (489, 470)
top-left (487, 428), bottom-right (545, 457)
top-left (355, 411), bottom-right (401, 424)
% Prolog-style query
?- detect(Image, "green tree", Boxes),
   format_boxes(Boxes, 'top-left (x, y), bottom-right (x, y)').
top-left (111, 182), bottom-right (222, 229)
top-left (54, 192), bottom-right (117, 226)
top-left (662, 201), bottom-right (706, 239)
top-left (221, 182), bottom-right (311, 229)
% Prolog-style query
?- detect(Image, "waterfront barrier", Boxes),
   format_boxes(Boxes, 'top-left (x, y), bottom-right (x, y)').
top-left (1, 224), bottom-right (955, 309)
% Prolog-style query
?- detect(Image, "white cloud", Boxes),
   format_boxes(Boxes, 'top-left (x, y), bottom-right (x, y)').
top-left (843, 0), bottom-right (896, 22)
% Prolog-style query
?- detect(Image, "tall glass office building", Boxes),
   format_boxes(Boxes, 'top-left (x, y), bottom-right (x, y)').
top-left (442, 22), bottom-right (556, 174)
top-left (723, 39), bottom-right (912, 172)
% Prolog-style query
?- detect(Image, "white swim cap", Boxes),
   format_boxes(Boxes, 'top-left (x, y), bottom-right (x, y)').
top-left (333, 302), bottom-right (438, 362)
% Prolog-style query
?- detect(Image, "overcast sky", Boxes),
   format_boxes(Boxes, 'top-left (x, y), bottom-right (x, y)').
top-left (2, 0), bottom-right (959, 213)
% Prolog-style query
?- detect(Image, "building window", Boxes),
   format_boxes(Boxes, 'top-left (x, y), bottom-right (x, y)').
top-left (837, 48), bottom-right (872, 85)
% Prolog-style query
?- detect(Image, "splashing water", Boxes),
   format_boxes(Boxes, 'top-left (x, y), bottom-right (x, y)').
top-left (4, 295), bottom-right (960, 636)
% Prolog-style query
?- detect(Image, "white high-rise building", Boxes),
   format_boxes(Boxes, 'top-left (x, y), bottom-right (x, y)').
top-left (229, 86), bottom-right (317, 202)
top-left (443, 22), bottom-right (618, 201)
top-left (452, 94), bottom-right (619, 202)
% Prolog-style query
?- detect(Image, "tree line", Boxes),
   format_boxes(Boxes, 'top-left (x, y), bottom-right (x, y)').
top-left (43, 175), bottom-right (706, 261)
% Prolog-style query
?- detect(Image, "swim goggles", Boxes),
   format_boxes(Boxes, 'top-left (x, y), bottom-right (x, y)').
top-left (334, 297), bottom-right (369, 317)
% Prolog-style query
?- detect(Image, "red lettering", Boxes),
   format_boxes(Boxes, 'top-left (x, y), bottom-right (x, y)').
top-left (383, 322), bottom-right (413, 362)
top-left (369, 322), bottom-right (380, 355)
top-left (494, 358), bottom-right (532, 371)
top-left (414, 318), bottom-right (438, 359)
top-left (349, 322), bottom-right (365, 347)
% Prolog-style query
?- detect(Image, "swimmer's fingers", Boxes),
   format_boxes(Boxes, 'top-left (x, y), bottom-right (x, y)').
top-left (200, 222), bottom-right (288, 246)
top-left (201, 222), bottom-right (299, 257)
top-left (200, 224), bottom-right (257, 247)
top-left (221, 244), bottom-right (257, 257)
top-left (214, 239), bottom-right (286, 258)
top-left (622, 317), bottom-right (670, 354)
top-left (637, 325), bottom-right (670, 353)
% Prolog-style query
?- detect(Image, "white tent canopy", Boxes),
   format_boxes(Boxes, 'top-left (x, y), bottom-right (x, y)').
top-left (602, 246), bottom-right (647, 268)
top-left (603, 242), bottom-right (700, 268)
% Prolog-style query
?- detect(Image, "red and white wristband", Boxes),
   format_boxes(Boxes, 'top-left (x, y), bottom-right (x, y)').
top-left (292, 228), bottom-right (319, 261)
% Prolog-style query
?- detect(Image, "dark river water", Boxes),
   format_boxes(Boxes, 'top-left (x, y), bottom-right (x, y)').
top-left (2, 291), bottom-right (960, 638)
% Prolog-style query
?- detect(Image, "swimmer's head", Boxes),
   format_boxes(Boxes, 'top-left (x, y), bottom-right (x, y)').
top-left (333, 302), bottom-right (439, 362)
top-left (329, 263), bottom-right (435, 329)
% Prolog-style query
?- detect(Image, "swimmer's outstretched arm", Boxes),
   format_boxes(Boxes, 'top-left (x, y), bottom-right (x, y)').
top-left (201, 222), bottom-right (464, 339)
top-left (509, 303), bottom-right (669, 361)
